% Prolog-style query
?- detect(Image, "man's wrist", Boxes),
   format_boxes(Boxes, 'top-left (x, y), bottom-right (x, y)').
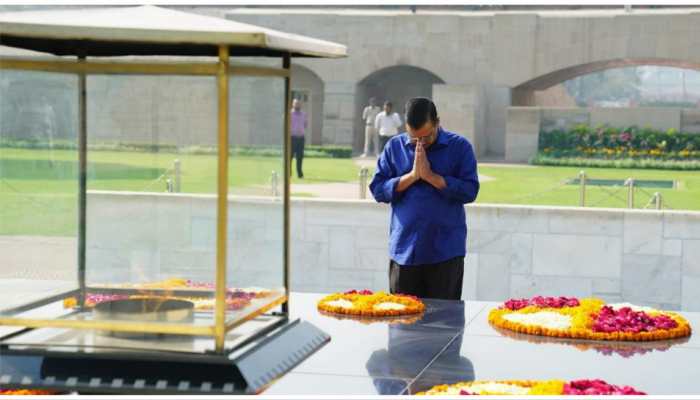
top-left (426, 171), bottom-right (447, 189)
top-left (424, 171), bottom-right (439, 185)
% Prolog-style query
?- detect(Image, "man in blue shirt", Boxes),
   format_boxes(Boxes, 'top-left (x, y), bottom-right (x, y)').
top-left (369, 97), bottom-right (479, 300)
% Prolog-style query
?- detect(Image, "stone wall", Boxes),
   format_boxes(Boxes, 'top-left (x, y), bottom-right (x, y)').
top-left (506, 106), bottom-right (700, 162)
top-left (434, 84), bottom-right (486, 156)
top-left (82, 192), bottom-right (700, 311)
top-left (3, 6), bottom-right (700, 155)
top-left (505, 107), bottom-right (540, 162)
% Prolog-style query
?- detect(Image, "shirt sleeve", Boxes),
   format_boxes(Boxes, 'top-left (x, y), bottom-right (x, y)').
top-left (369, 144), bottom-right (402, 204)
top-left (362, 107), bottom-right (368, 120)
top-left (439, 140), bottom-right (480, 204)
top-left (374, 113), bottom-right (381, 130)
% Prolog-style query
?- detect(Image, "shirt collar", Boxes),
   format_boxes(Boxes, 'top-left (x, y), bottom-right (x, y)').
top-left (402, 127), bottom-right (448, 148)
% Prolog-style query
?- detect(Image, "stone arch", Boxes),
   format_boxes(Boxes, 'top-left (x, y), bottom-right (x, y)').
top-left (511, 58), bottom-right (700, 106)
top-left (354, 65), bottom-right (445, 153)
top-left (290, 64), bottom-right (325, 145)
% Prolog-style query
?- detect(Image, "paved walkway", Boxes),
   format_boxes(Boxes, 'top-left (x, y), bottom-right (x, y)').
top-left (291, 156), bottom-right (494, 199)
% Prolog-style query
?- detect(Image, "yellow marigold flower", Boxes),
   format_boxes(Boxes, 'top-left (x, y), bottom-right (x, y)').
top-left (317, 290), bottom-right (425, 317)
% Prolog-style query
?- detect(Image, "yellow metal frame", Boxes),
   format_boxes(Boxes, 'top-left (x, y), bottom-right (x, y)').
top-left (0, 50), bottom-right (292, 351)
top-left (0, 58), bottom-right (289, 77)
top-left (214, 45), bottom-right (230, 352)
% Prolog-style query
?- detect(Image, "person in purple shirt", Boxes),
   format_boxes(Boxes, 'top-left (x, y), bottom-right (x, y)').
top-left (369, 97), bottom-right (480, 300)
top-left (290, 98), bottom-right (307, 178)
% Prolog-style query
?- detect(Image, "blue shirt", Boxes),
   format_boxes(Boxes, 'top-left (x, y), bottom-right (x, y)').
top-left (369, 127), bottom-right (479, 266)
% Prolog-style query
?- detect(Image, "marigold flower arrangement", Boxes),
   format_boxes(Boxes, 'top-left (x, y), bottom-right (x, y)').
top-left (0, 389), bottom-right (56, 395)
top-left (317, 290), bottom-right (425, 317)
top-left (319, 309), bottom-right (423, 325)
top-left (417, 379), bottom-right (645, 396)
top-left (489, 296), bottom-right (691, 342)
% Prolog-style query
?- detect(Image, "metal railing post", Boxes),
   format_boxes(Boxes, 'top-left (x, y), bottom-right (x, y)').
top-left (654, 192), bottom-right (663, 210)
top-left (271, 170), bottom-right (279, 197)
top-left (579, 170), bottom-right (586, 207)
top-left (173, 159), bottom-right (181, 193)
top-left (626, 178), bottom-right (635, 208)
top-left (359, 167), bottom-right (369, 199)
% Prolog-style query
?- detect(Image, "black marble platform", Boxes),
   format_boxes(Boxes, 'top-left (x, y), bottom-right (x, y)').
top-left (265, 293), bottom-right (700, 395)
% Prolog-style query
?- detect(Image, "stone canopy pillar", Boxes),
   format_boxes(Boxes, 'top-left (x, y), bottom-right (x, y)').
top-left (433, 84), bottom-right (486, 157)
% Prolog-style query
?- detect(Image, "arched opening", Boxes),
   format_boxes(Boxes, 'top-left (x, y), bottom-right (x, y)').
top-left (354, 65), bottom-right (445, 154)
top-left (512, 58), bottom-right (700, 106)
top-left (291, 64), bottom-right (324, 145)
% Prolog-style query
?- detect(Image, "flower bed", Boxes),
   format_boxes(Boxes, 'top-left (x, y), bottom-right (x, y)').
top-left (535, 124), bottom-right (700, 169)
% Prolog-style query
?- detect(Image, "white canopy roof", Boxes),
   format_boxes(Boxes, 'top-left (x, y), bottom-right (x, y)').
top-left (0, 5), bottom-right (347, 58)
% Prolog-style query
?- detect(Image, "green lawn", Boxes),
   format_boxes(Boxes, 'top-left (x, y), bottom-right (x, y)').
top-left (0, 148), bottom-right (359, 236)
top-left (1, 147), bottom-right (698, 236)
top-left (476, 165), bottom-right (700, 211)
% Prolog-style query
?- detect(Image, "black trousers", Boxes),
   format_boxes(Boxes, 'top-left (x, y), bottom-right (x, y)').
top-left (389, 257), bottom-right (464, 300)
top-left (291, 136), bottom-right (305, 178)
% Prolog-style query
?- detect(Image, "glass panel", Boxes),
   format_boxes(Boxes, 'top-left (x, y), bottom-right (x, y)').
top-left (0, 70), bottom-right (79, 325)
top-left (82, 74), bottom-right (219, 329)
top-left (0, 67), bottom-right (286, 347)
top-left (0, 71), bottom-right (222, 341)
top-left (226, 74), bottom-right (287, 327)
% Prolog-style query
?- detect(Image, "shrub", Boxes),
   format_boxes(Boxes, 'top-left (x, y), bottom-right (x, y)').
top-left (539, 124), bottom-right (700, 160)
top-left (531, 154), bottom-right (700, 170)
top-left (0, 139), bottom-right (353, 159)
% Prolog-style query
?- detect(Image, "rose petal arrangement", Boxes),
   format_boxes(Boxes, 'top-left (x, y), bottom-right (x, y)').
top-left (63, 278), bottom-right (273, 311)
top-left (489, 296), bottom-right (691, 341)
top-left (418, 379), bottom-right (645, 396)
top-left (317, 290), bottom-right (425, 317)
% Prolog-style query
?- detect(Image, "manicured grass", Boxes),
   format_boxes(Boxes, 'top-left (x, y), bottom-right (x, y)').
top-left (476, 164), bottom-right (700, 211)
top-left (1, 148), bottom-right (698, 236)
top-left (0, 148), bottom-right (360, 236)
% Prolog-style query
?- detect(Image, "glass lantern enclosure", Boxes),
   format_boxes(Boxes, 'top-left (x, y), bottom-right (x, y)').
top-left (0, 50), bottom-right (293, 353)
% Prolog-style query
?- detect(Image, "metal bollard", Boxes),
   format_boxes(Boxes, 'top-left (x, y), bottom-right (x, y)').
top-left (166, 178), bottom-right (173, 193)
top-left (626, 178), bottom-right (635, 208)
top-left (654, 192), bottom-right (663, 210)
top-left (173, 159), bottom-right (181, 193)
top-left (359, 167), bottom-right (369, 199)
top-left (578, 170), bottom-right (586, 207)
top-left (271, 170), bottom-right (279, 197)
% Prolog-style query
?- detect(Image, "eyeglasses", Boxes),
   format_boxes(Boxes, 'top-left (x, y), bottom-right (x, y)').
top-left (408, 124), bottom-right (437, 145)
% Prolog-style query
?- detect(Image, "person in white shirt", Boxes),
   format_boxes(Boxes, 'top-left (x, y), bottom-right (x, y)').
top-left (361, 97), bottom-right (381, 157)
top-left (374, 101), bottom-right (402, 151)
